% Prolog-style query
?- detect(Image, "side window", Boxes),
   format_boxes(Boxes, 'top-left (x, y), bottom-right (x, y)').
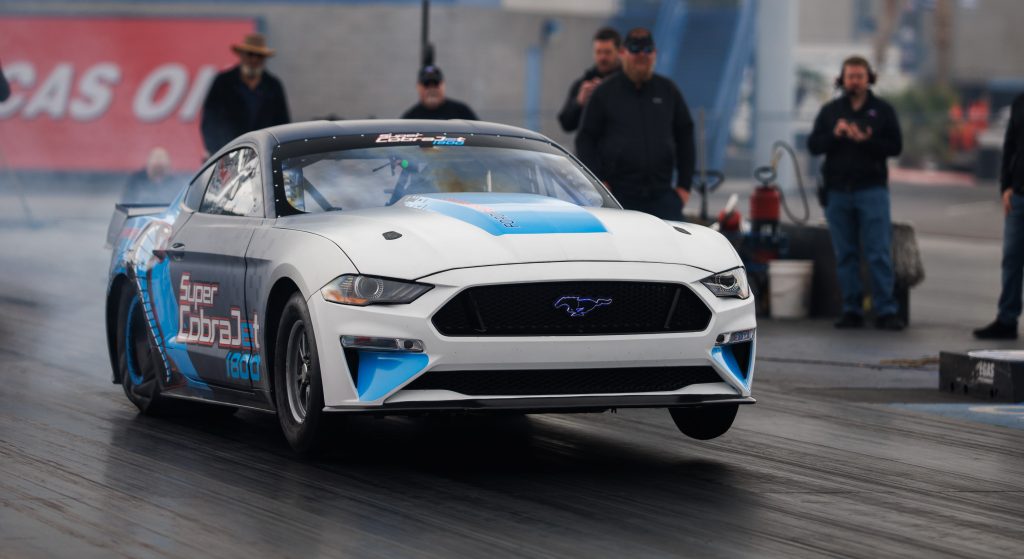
top-left (200, 148), bottom-right (264, 217)
top-left (183, 165), bottom-right (214, 211)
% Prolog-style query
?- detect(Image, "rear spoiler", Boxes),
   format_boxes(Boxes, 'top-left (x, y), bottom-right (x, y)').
top-left (105, 203), bottom-right (166, 248)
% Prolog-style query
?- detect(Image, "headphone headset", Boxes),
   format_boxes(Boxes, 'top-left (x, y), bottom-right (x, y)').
top-left (835, 57), bottom-right (877, 88)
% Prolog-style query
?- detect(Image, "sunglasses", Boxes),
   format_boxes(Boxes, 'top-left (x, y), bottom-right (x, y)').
top-left (421, 79), bottom-right (441, 87)
top-left (625, 43), bottom-right (655, 54)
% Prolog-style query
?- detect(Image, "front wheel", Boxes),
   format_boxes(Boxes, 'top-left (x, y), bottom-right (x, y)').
top-left (669, 404), bottom-right (738, 440)
top-left (274, 293), bottom-right (330, 453)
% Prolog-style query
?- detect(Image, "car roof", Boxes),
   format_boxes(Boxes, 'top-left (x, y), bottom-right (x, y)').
top-left (229, 119), bottom-right (550, 153)
top-left (195, 119), bottom-right (557, 185)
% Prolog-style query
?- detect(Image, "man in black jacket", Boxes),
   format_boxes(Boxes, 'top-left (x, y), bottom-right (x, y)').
top-left (401, 66), bottom-right (477, 121)
top-left (557, 27), bottom-right (621, 133)
top-left (975, 93), bottom-right (1024, 339)
top-left (200, 33), bottom-right (291, 156)
top-left (575, 28), bottom-right (694, 220)
top-left (808, 55), bottom-right (904, 330)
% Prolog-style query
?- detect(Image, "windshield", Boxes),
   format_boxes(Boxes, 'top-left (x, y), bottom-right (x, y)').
top-left (275, 136), bottom-right (614, 214)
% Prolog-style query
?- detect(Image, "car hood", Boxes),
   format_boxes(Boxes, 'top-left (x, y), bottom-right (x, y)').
top-left (274, 193), bottom-right (741, 280)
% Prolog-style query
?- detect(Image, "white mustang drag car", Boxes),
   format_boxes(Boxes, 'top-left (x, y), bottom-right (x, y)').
top-left (106, 120), bottom-right (756, 452)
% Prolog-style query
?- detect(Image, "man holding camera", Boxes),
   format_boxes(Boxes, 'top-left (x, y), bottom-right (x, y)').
top-left (808, 55), bottom-right (904, 330)
top-left (557, 27), bottom-right (621, 133)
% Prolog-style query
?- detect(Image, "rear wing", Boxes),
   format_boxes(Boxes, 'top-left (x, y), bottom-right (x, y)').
top-left (105, 203), bottom-right (166, 248)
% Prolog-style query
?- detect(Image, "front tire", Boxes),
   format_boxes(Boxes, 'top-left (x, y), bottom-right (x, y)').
top-left (274, 293), bottom-right (329, 453)
top-left (669, 404), bottom-right (738, 440)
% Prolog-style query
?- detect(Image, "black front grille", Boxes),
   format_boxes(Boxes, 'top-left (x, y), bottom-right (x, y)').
top-left (404, 366), bottom-right (723, 396)
top-left (432, 281), bottom-right (712, 336)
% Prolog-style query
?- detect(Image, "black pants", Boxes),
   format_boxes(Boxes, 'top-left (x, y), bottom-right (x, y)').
top-left (616, 188), bottom-right (684, 221)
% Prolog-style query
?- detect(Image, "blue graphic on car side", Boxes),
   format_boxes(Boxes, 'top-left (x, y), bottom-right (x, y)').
top-left (140, 249), bottom-right (210, 390)
top-left (403, 193), bottom-right (607, 236)
top-left (226, 351), bottom-right (261, 382)
top-left (554, 296), bottom-right (613, 317)
top-left (356, 351), bottom-right (430, 401)
top-left (118, 206), bottom-right (209, 392)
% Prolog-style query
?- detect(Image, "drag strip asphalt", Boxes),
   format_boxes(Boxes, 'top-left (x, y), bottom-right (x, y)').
top-left (1, 190), bottom-right (1022, 558)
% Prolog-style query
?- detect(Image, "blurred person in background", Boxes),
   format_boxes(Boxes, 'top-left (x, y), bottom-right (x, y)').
top-left (201, 33), bottom-right (290, 156)
top-left (120, 148), bottom-right (180, 205)
top-left (557, 27), bottom-right (621, 133)
top-left (0, 59), bottom-right (10, 102)
top-left (575, 28), bottom-right (694, 220)
top-left (401, 65), bottom-right (477, 120)
top-left (808, 55), bottom-right (904, 331)
top-left (974, 92), bottom-right (1024, 340)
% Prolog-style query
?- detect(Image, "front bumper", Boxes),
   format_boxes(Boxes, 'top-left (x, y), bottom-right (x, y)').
top-left (305, 261), bottom-right (757, 411)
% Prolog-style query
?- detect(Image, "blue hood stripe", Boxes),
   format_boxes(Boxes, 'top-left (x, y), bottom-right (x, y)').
top-left (403, 193), bottom-right (607, 235)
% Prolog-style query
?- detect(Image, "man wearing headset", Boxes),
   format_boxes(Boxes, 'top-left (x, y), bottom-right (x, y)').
top-left (808, 55), bottom-right (904, 330)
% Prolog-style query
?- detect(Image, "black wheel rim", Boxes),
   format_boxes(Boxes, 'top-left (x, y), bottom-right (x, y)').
top-left (286, 321), bottom-right (312, 424)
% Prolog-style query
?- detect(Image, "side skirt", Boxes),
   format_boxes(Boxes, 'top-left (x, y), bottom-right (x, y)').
top-left (161, 384), bottom-right (276, 413)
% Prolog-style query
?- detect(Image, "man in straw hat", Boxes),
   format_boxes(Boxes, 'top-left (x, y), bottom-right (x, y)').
top-left (201, 32), bottom-right (291, 155)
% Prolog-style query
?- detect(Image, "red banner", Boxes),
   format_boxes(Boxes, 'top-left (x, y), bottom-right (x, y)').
top-left (0, 16), bottom-right (257, 172)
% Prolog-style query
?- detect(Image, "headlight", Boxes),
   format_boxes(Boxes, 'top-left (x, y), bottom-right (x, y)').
top-left (321, 274), bottom-right (432, 306)
top-left (700, 267), bottom-right (750, 299)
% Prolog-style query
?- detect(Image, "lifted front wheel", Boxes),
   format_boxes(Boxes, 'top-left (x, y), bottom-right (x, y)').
top-left (669, 404), bottom-right (738, 440)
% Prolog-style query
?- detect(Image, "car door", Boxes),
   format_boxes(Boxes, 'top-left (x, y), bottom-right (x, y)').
top-left (167, 146), bottom-right (264, 390)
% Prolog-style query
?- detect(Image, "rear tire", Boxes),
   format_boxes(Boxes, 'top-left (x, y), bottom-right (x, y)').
top-left (117, 286), bottom-right (241, 418)
top-left (669, 404), bottom-right (738, 440)
top-left (116, 286), bottom-right (166, 414)
top-left (274, 293), bottom-right (329, 453)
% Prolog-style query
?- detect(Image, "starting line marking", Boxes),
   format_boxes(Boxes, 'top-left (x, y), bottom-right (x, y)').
top-left (888, 404), bottom-right (1024, 430)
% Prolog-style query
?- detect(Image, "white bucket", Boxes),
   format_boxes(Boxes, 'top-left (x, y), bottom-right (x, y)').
top-left (768, 260), bottom-right (814, 319)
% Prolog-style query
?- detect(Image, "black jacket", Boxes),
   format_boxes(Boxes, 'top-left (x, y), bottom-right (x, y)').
top-left (200, 66), bottom-right (290, 154)
top-left (575, 72), bottom-right (695, 198)
top-left (401, 99), bottom-right (477, 120)
top-left (557, 65), bottom-right (618, 133)
top-left (807, 90), bottom-right (902, 190)
top-left (1001, 93), bottom-right (1024, 193)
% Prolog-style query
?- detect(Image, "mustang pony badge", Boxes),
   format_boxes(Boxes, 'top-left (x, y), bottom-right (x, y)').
top-left (554, 296), bottom-right (613, 318)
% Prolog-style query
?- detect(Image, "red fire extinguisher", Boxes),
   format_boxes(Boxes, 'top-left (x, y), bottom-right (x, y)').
top-left (750, 166), bottom-right (782, 237)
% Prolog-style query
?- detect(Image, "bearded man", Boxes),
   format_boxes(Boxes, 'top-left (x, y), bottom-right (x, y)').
top-left (401, 65), bottom-right (478, 121)
top-left (557, 27), bottom-right (622, 133)
top-left (575, 28), bottom-right (695, 220)
top-left (200, 33), bottom-right (291, 156)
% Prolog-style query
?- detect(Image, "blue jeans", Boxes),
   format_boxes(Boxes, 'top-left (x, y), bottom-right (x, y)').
top-left (825, 187), bottom-right (898, 316)
top-left (998, 193), bottom-right (1024, 324)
